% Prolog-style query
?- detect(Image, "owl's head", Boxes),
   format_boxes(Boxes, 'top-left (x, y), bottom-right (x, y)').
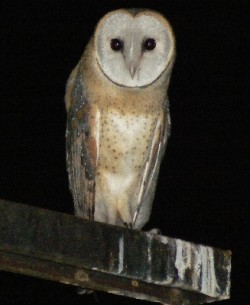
top-left (94, 9), bottom-right (175, 88)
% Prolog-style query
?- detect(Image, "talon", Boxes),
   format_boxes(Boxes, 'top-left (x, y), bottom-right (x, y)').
top-left (124, 222), bottom-right (132, 229)
top-left (148, 228), bottom-right (161, 235)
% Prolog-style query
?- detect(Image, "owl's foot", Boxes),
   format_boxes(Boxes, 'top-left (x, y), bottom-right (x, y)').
top-left (123, 222), bottom-right (133, 229)
top-left (147, 228), bottom-right (161, 235)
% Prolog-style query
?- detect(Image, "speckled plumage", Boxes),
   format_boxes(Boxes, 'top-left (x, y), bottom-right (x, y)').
top-left (65, 9), bottom-right (175, 229)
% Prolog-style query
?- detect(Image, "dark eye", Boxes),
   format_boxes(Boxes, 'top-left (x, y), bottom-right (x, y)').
top-left (110, 38), bottom-right (123, 51)
top-left (143, 38), bottom-right (156, 51)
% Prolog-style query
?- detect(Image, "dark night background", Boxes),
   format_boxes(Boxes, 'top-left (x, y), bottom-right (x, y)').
top-left (1, 0), bottom-right (249, 304)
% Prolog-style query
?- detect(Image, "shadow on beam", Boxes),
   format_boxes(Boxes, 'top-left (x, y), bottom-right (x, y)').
top-left (0, 199), bottom-right (231, 305)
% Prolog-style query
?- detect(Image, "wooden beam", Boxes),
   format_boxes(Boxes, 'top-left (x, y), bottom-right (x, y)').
top-left (0, 199), bottom-right (231, 304)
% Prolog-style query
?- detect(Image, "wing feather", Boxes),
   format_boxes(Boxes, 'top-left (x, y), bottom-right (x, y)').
top-left (133, 101), bottom-right (171, 228)
top-left (65, 65), bottom-right (98, 219)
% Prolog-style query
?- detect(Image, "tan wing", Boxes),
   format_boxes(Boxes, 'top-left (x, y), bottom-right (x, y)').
top-left (133, 101), bottom-right (171, 229)
top-left (65, 64), bottom-right (99, 220)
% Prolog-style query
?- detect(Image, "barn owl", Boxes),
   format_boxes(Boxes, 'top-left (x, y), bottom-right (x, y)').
top-left (65, 9), bottom-right (175, 230)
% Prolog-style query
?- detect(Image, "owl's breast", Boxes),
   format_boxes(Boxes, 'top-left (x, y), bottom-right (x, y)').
top-left (98, 109), bottom-right (160, 174)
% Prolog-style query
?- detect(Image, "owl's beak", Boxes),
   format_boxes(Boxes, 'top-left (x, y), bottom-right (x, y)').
top-left (125, 59), bottom-right (140, 79)
top-left (123, 36), bottom-right (140, 79)
top-left (124, 52), bottom-right (139, 79)
top-left (128, 64), bottom-right (137, 79)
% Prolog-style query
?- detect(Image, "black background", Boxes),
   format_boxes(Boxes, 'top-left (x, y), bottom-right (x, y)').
top-left (1, 0), bottom-right (249, 304)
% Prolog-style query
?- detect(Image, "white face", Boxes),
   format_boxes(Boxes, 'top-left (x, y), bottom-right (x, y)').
top-left (95, 10), bottom-right (175, 88)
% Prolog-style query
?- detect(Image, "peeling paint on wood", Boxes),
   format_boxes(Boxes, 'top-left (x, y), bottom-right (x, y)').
top-left (0, 199), bottom-right (231, 304)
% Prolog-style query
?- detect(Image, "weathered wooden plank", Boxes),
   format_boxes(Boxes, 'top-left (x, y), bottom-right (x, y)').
top-left (0, 199), bottom-right (231, 304)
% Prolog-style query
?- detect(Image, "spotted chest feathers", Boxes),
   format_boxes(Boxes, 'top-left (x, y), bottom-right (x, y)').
top-left (98, 109), bottom-right (160, 174)
top-left (93, 96), bottom-right (163, 226)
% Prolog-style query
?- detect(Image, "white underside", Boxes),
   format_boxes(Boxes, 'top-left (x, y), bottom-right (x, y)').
top-left (94, 110), bottom-right (160, 227)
